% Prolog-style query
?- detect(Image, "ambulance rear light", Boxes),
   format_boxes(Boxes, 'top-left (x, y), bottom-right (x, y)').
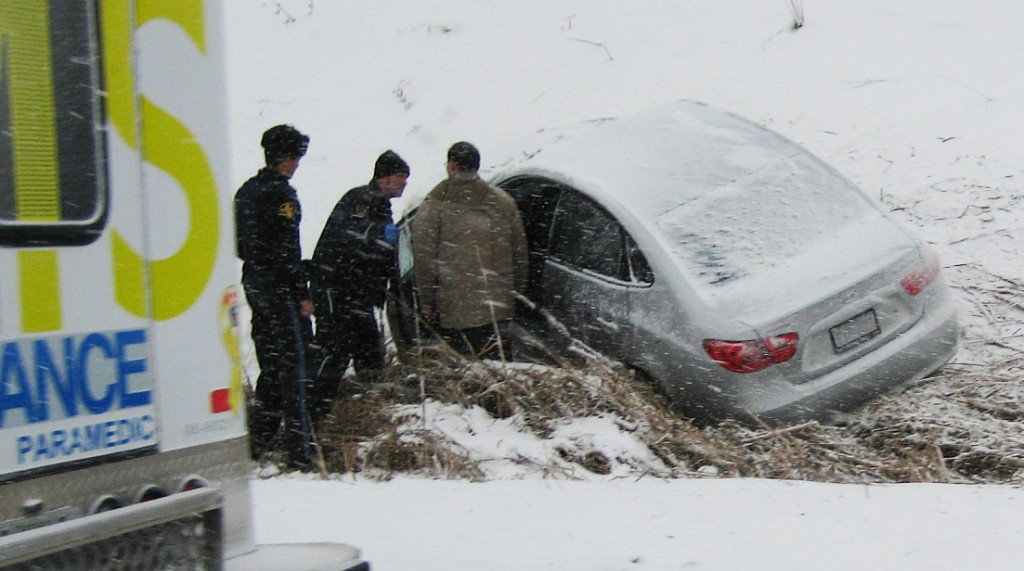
top-left (136, 485), bottom-right (170, 503)
top-left (180, 476), bottom-right (210, 492)
top-left (91, 495), bottom-right (125, 514)
top-left (88, 482), bottom-right (193, 515)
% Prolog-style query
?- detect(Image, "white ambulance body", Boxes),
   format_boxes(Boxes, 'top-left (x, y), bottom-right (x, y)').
top-left (0, 3), bottom-right (364, 569)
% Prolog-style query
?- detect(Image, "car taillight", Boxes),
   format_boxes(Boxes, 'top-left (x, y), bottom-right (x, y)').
top-left (901, 251), bottom-right (941, 296)
top-left (703, 332), bottom-right (799, 373)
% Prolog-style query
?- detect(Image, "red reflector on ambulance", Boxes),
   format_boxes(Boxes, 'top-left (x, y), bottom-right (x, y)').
top-left (210, 388), bottom-right (232, 413)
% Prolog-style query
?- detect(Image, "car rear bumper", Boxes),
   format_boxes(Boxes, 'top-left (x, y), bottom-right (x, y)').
top-left (747, 299), bottom-right (960, 424)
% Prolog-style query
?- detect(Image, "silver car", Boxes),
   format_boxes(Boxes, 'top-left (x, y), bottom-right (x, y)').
top-left (393, 100), bottom-right (960, 424)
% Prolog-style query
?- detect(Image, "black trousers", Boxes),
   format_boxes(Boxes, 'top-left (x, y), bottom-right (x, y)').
top-left (312, 298), bottom-right (385, 422)
top-left (243, 272), bottom-right (315, 467)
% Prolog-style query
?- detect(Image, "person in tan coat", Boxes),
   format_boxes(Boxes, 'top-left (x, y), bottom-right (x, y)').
top-left (412, 141), bottom-right (528, 359)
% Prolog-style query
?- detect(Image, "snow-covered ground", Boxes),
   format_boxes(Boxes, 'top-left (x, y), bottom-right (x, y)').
top-left (224, 2), bottom-right (1024, 569)
top-left (254, 476), bottom-right (1022, 570)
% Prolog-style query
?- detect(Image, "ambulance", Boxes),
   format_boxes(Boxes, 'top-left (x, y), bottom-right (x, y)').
top-left (0, 2), bottom-right (365, 569)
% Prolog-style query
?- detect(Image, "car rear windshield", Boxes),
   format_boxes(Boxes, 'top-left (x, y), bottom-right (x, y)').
top-left (656, 151), bottom-right (875, 289)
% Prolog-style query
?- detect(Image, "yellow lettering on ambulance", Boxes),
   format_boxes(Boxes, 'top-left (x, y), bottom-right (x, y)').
top-left (104, 0), bottom-right (219, 321)
top-left (18, 251), bottom-right (61, 332)
top-left (138, 1), bottom-right (206, 52)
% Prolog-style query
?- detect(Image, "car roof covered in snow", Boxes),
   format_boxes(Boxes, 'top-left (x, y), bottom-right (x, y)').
top-left (489, 100), bottom-right (915, 319)
top-left (490, 99), bottom-right (829, 221)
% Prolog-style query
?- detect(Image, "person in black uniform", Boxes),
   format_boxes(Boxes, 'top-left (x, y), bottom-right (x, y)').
top-left (234, 124), bottom-right (316, 469)
top-left (309, 150), bottom-right (409, 421)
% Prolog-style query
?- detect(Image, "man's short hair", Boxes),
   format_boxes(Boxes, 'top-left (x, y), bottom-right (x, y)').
top-left (261, 124), bottom-right (309, 166)
top-left (447, 141), bottom-right (480, 172)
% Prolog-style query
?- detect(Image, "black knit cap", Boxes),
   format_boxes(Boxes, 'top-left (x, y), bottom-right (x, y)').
top-left (261, 124), bottom-right (309, 165)
top-left (447, 141), bottom-right (480, 172)
top-left (373, 150), bottom-right (410, 179)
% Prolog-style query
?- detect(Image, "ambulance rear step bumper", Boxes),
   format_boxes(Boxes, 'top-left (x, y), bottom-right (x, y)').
top-left (227, 543), bottom-right (369, 571)
top-left (0, 487), bottom-right (223, 570)
top-left (0, 486), bottom-right (369, 571)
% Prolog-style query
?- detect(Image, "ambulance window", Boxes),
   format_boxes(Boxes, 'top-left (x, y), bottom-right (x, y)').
top-left (0, 1), bottom-right (108, 247)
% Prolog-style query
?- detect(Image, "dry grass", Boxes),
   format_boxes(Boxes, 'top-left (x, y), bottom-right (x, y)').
top-left (295, 332), bottom-right (1024, 484)
top-left (252, 285), bottom-right (1024, 485)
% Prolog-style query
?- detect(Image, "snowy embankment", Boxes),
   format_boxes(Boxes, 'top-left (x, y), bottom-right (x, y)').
top-left (228, 1), bottom-right (1024, 486)
top-left (228, 2), bottom-right (1024, 569)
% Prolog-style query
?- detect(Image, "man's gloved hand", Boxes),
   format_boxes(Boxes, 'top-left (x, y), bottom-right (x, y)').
top-left (383, 223), bottom-right (400, 246)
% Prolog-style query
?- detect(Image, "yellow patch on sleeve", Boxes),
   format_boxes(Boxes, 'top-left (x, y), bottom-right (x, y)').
top-left (278, 202), bottom-right (298, 220)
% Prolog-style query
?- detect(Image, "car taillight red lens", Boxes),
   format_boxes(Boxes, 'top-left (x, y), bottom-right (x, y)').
top-left (703, 333), bottom-right (799, 373)
top-left (901, 254), bottom-right (941, 296)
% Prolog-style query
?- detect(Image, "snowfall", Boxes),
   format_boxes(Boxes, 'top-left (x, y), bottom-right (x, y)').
top-left (223, 2), bottom-right (1024, 569)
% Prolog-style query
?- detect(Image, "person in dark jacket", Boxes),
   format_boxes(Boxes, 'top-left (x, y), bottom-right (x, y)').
top-left (309, 150), bottom-right (409, 421)
top-left (234, 124), bottom-right (317, 470)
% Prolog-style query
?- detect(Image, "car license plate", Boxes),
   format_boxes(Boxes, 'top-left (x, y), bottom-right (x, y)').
top-left (829, 309), bottom-right (881, 353)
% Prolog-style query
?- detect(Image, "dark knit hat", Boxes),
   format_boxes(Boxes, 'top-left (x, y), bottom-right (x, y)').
top-left (373, 150), bottom-right (410, 179)
top-left (447, 141), bottom-right (480, 172)
top-left (261, 124), bottom-right (309, 165)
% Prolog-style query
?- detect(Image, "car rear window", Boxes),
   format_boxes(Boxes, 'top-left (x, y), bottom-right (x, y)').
top-left (656, 152), bottom-right (874, 288)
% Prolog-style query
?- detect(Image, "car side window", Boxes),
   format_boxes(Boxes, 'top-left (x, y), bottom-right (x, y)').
top-left (625, 234), bottom-right (654, 285)
top-left (550, 190), bottom-right (627, 280)
top-left (502, 180), bottom-right (562, 302)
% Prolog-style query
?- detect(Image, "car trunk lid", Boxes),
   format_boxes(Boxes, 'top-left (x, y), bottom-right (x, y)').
top-left (701, 213), bottom-right (927, 379)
